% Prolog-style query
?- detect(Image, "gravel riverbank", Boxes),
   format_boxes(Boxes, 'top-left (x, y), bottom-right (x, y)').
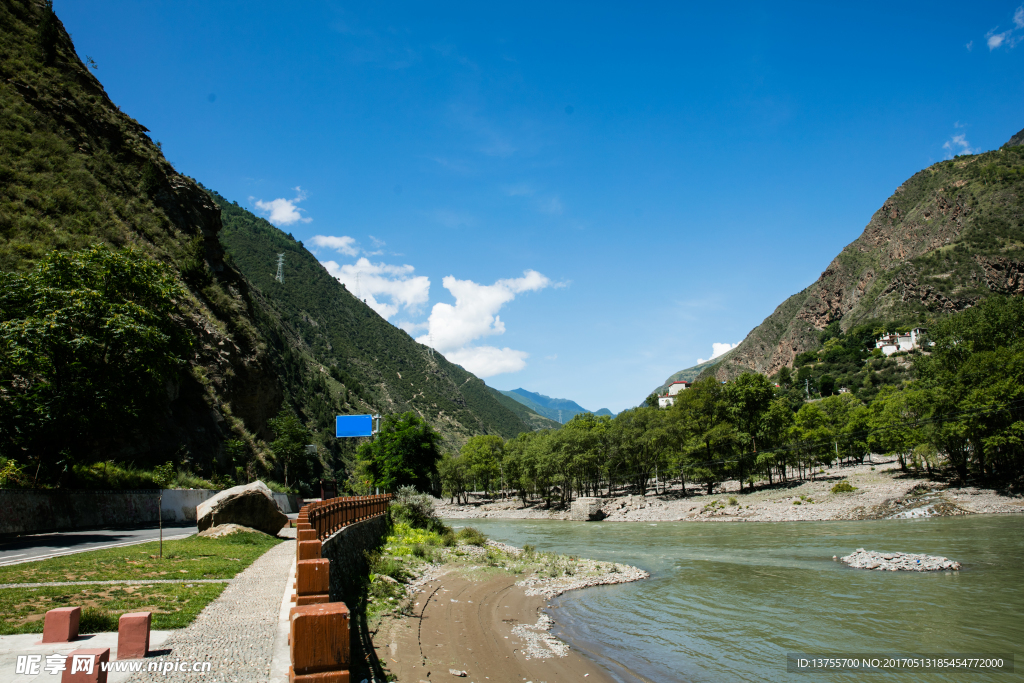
top-left (436, 460), bottom-right (1024, 523)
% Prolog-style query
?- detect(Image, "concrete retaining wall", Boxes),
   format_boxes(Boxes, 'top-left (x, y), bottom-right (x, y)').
top-left (0, 487), bottom-right (304, 535)
top-left (320, 515), bottom-right (391, 607)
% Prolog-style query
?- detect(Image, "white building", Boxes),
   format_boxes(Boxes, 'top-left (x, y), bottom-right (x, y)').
top-left (658, 380), bottom-right (691, 408)
top-left (876, 328), bottom-right (927, 356)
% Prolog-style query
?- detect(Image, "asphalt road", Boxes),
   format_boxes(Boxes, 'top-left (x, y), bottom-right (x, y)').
top-left (0, 525), bottom-right (198, 567)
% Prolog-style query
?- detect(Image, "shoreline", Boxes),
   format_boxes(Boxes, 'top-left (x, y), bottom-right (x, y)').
top-left (434, 460), bottom-right (1024, 524)
top-left (370, 539), bottom-right (648, 683)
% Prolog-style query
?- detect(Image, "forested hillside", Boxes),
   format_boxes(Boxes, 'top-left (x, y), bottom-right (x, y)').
top-left (0, 0), bottom-right (535, 492)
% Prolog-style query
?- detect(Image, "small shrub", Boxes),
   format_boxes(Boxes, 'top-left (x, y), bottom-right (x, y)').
top-left (367, 551), bottom-right (408, 582)
top-left (440, 530), bottom-right (456, 547)
top-left (793, 500), bottom-right (801, 505)
top-left (391, 486), bottom-right (448, 534)
top-left (456, 527), bottom-right (486, 546)
top-left (522, 544), bottom-right (536, 557)
top-left (832, 480), bottom-right (857, 493)
top-left (728, 496), bottom-right (738, 506)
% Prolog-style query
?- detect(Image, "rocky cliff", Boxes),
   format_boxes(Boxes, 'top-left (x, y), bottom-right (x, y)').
top-left (654, 128), bottom-right (1024, 390)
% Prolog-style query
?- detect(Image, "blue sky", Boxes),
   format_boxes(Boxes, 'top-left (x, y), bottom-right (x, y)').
top-left (56, 1), bottom-right (1024, 412)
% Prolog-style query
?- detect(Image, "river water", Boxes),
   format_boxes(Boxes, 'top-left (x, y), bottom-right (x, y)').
top-left (453, 516), bottom-right (1023, 682)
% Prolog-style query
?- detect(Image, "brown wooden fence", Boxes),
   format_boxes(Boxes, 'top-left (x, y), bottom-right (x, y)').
top-left (301, 493), bottom-right (393, 540)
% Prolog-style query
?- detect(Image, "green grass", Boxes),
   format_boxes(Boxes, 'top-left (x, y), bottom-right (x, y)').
top-left (0, 583), bottom-right (227, 634)
top-left (0, 532), bottom-right (281, 584)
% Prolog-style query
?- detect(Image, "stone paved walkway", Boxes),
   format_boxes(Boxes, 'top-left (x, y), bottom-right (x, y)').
top-left (125, 539), bottom-right (295, 683)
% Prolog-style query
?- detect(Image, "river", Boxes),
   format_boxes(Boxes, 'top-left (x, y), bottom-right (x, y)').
top-left (452, 515), bottom-right (1023, 682)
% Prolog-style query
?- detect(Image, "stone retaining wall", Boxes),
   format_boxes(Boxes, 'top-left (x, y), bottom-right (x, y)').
top-left (319, 514), bottom-right (391, 606)
top-left (0, 489), bottom-right (304, 535)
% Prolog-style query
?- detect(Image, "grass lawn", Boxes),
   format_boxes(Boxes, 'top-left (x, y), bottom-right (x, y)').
top-left (0, 532), bottom-right (282, 584)
top-left (0, 531), bottom-right (284, 634)
top-left (0, 583), bottom-right (227, 634)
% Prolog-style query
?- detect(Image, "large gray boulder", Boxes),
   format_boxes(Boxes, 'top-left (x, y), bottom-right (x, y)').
top-left (571, 497), bottom-right (604, 521)
top-left (196, 481), bottom-right (288, 535)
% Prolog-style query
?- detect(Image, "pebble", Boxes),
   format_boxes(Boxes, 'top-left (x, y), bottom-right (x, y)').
top-left (840, 548), bottom-right (961, 572)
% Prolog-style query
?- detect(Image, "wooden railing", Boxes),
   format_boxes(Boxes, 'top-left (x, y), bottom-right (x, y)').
top-left (300, 493), bottom-right (393, 540)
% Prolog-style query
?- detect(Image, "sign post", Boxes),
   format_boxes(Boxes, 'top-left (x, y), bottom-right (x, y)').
top-left (335, 414), bottom-right (380, 438)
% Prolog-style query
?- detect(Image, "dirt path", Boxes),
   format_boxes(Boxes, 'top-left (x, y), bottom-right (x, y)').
top-left (377, 573), bottom-right (620, 683)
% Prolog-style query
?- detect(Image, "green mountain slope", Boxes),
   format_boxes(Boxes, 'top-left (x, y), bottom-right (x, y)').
top-left (499, 388), bottom-right (615, 422)
top-left (0, 1), bottom-right (533, 485)
top-left (212, 192), bottom-right (535, 451)
top-left (485, 387), bottom-right (561, 430)
top-left (0, 0), bottom-right (284, 470)
top-left (658, 130), bottom-right (1024, 388)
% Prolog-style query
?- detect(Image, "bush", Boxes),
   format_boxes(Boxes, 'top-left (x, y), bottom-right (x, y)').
top-left (390, 485), bottom-right (448, 534)
top-left (728, 496), bottom-right (738, 506)
top-left (455, 527), bottom-right (486, 546)
top-left (832, 480), bottom-right (857, 493)
top-left (367, 551), bottom-right (408, 582)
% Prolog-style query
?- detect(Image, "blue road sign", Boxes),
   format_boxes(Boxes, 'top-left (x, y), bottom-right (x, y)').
top-left (336, 414), bottom-right (374, 438)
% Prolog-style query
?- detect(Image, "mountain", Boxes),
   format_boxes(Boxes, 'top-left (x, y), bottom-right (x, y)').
top-left (214, 193), bottom-right (537, 452)
top-left (498, 388), bottom-right (615, 423)
top-left (654, 128), bottom-right (1024, 391)
top-left (0, 1), bottom-right (534, 482)
top-left (485, 388), bottom-right (561, 431)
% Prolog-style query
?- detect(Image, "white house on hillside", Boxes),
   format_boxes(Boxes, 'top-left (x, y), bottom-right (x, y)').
top-left (875, 328), bottom-right (927, 356)
top-left (658, 380), bottom-right (691, 408)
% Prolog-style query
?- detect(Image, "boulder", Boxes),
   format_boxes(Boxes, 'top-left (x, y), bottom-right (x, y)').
top-left (196, 481), bottom-right (288, 535)
top-left (570, 497), bottom-right (604, 521)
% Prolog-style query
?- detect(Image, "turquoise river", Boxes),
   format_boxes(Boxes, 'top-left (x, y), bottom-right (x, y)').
top-left (451, 515), bottom-right (1023, 682)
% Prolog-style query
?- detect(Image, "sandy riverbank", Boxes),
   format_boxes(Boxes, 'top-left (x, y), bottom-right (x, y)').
top-left (435, 459), bottom-right (1024, 523)
top-left (370, 541), bottom-right (648, 683)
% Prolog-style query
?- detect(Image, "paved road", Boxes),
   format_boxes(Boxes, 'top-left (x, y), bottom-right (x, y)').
top-left (0, 525), bottom-right (198, 567)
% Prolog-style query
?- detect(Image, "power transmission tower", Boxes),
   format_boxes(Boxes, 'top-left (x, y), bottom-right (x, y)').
top-left (275, 253), bottom-right (285, 284)
top-left (427, 332), bottom-right (434, 358)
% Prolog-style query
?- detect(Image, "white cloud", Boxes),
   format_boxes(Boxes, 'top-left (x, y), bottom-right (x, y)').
top-left (966, 40), bottom-right (973, 51)
top-left (321, 257), bottom-right (430, 319)
top-left (697, 342), bottom-right (739, 364)
top-left (988, 30), bottom-right (1010, 49)
top-left (445, 346), bottom-right (529, 377)
top-left (942, 131), bottom-right (975, 159)
top-left (253, 187), bottom-right (312, 226)
top-left (310, 235), bottom-right (358, 256)
top-left (1015, 6), bottom-right (1024, 28)
top-left (415, 270), bottom-right (551, 377)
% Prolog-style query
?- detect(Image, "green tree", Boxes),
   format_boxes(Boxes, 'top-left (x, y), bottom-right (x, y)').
top-left (356, 412), bottom-right (441, 493)
top-left (460, 434), bottom-right (505, 494)
top-left (0, 246), bottom-right (191, 481)
top-left (670, 377), bottom-right (738, 494)
top-left (268, 410), bottom-right (311, 489)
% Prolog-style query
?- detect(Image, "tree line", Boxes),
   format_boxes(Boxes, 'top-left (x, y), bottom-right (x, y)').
top-left (430, 295), bottom-right (1024, 505)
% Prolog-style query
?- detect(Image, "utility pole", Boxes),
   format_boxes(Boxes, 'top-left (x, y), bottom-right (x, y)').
top-left (275, 253), bottom-right (285, 284)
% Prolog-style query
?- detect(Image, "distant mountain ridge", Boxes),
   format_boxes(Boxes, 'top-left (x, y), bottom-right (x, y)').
top-left (498, 388), bottom-right (615, 423)
top-left (649, 127), bottom-right (1024, 397)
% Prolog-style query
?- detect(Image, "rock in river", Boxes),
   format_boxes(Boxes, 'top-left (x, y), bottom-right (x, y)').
top-left (840, 548), bottom-right (961, 571)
